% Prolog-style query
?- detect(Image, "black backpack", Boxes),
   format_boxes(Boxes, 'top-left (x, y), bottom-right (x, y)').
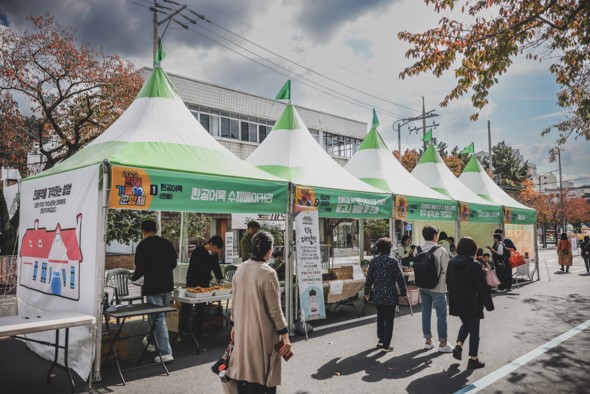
top-left (413, 245), bottom-right (442, 289)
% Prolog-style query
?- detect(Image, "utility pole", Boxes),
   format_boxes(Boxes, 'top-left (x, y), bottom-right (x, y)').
top-left (422, 96), bottom-right (427, 151)
top-left (153, 0), bottom-right (158, 64)
top-left (488, 120), bottom-right (493, 171)
top-left (397, 123), bottom-right (401, 154)
top-left (150, 0), bottom-right (189, 67)
top-left (557, 147), bottom-right (566, 231)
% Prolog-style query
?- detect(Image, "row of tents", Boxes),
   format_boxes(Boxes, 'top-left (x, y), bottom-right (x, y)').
top-left (16, 66), bottom-right (537, 381)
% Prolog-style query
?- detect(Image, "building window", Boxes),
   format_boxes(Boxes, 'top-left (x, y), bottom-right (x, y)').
top-left (259, 125), bottom-right (271, 143)
top-left (309, 128), bottom-right (320, 144)
top-left (200, 114), bottom-right (210, 132)
top-left (230, 119), bottom-right (239, 139)
top-left (249, 123), bottom-right (257, 142)
top-left (209, 114), bottom-right (219, 137)
top-left (322, 131), bottom-right (361, 158)
top-left (221, 117), bottom-right (231, 138)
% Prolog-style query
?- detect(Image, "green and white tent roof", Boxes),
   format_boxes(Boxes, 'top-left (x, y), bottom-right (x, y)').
top-left (459, 156), bottom-right (533, 210)
top-left (34, 66), bottom-right (283, 183)
top-left (344, 123), bottom-right (453, 201)
top-left (246, 104), bottom-right (385, 194)
top-left (412, 145), bottom-right (499, 207)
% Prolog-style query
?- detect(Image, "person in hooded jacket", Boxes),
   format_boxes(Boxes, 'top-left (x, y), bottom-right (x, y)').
top-left (446, 237), bottom-right (494, 369)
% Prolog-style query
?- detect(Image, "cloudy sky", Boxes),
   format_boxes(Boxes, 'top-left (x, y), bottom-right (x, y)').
top-left (1, 0), bottom-right (587, 186)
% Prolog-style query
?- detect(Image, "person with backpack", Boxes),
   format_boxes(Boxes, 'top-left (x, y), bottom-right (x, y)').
top-left (446, 237), bottom-right (494, 369)
top-left (580, 236), bottom-right (590, 274)
top-left (414, 225), bottom-right (454, 353)
top-left (487, 233), bottom-right (511, 291)
top-left (495, 229), bottom-right (515, 285)
top-left (557, 232), bottom-right (573, 273)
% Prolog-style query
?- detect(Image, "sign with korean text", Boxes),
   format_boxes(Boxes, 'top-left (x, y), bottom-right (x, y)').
top-left (460, 202), bottom-right (503, 223)
top-left (295, 210), bottom-right (326, 321)
top-left (109, 165), bottom-right (288, 213)
top-left (294, 186), bottom-right (392, 219)
top-left (395, 195), bottom-right (457, 221)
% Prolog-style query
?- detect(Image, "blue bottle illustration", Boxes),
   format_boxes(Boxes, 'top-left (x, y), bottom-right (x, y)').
top-left (62, 269), bottom-right (66, 287)
top-left (33, 261), bottom-right (38, 281)
top-left (41, 262), bottom-right (47, 283)
top-left (70, 266), bottom-right (76, 289)
top-left (51, 271), bottom-right (61, 296)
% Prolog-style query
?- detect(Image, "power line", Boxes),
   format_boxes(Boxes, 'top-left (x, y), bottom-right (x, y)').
top-left (179, 24), bottom-right (404, 117)
top-left (206, 4), bottom-right (421, 110)
top-left (200, 16), bottom-right (419, 113)
top-left (125, 0), bottom-right (151, 9)
top-left (127, 0), bottom-right (415, 118)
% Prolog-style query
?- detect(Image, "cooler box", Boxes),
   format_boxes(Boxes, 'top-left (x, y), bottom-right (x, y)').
top-left (399, 285), bottom-right (421, 306)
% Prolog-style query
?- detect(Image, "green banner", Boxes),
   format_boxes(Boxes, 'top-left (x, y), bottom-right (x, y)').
top-left (395, 195), bottom-right (458, 221)
top-left (294, 186), bottom-right (392, 218)
top-left (109, 165), bottom-right (288, 213)
top-left (505, 207), bottom-right (536, 225)
top-left (460, 202), bottom-right (503, 223)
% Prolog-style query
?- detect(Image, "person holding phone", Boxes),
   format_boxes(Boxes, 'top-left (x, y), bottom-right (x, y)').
top-left (227, 231), bottom-right (291, 394)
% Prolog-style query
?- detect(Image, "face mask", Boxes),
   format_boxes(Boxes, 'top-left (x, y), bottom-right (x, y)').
top-left (208, 249), bottom-right (214, 255)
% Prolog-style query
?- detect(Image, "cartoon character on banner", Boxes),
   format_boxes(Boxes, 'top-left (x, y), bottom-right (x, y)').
top-left (308, 288), bottom-right (320, 319)
top-left (460, 203), bottom-right (470, 222)
top-left (395, 196), bottom-right (408, 220)
top-left (504, 208), bottom-right (512, 224)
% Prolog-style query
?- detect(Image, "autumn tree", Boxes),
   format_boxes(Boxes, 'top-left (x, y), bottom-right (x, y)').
top-left (0, 94), bottom-right (32, 173)
top-left (566, 197), bottom-right (590, 233)
top-left (400, 148), bottom-right (419, 172)
top-left (0, 15), bottom-right (142, 172)
top-left (398, 1), bottom-right (590, 147)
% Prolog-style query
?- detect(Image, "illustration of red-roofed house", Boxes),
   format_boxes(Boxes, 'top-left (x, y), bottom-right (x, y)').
top-left (19, 214), bottom-right (83, 300)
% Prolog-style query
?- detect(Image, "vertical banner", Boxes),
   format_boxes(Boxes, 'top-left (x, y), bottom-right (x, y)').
top-left (225, 231), bottom-right (235, 263)
top-left (294, 210), bottom-right (326, 321)
top-left (18, 165), bottom-right (101, 380)
top-left (394, 196), bottom-right (408, 220)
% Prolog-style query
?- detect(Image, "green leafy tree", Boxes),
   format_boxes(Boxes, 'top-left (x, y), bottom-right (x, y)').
top-left (492, 141), bottom-right (529, 186)
top-left (398, 1), bottom-right (590, 147)
top-left (242, 217), bottom-right (284, 247)
top-left (106, 210), bottom-right (154, 245)
top-left (364, 219), bottom-right (390, 240)
top-left (0, 189), bottom-right (19, 255)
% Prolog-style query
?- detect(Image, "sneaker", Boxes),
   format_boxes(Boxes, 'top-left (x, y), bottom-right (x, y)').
top-left (453, 345), bottom-right (462, 360)
top-left (143, 337), bottom-right (156, 353)
top-left (467, 358), bottom-right (485, 369)
top-left (377, 342), bottom-right (383, 348)
top-left (423, 342), bottom-right (435, 350)
top-left (439, 344), bottom-right (454, 353)
top-left (381, 347), bottom-right (394, 352)
top-left (154, 354), bottom-right (174, 363)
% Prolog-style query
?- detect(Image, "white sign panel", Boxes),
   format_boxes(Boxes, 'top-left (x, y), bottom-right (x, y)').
top-left (231, 213), bottom-right (286, 230)
top-left (225, 231), bottom-right (235, 263)
top-left (294, 210), bottom-right (326, 321)
top-left (17, 165), bottom-right (101, 380)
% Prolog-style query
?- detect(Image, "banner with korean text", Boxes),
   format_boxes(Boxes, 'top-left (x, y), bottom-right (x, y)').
top-left (294, 186), bottom-right (391, 219)
top-left (109, 165), bottom-right (288, 214)
top-left (18, 165), bottom-right (101, 380)
top-left (295, 210), bottom-right (326, 321)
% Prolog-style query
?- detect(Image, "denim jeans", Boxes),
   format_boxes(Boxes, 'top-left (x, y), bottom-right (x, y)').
top-left (145, 293), bottom-right (172, 356)
top-left (457, 315), bottom-right (480, 357)
top-left (419, 289), bottom-right (448, 342)
top-left (376, 304), bottom-right (396, 348)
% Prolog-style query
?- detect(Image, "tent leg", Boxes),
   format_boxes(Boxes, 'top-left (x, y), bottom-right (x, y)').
top-left (359, 219), bottom-right (364, 262)
top-left (285, 184), bottom-right (293, 334)
top-left (534, 225), bottom-right (540, 281)
top-left (93, 161), bottom-right (110, 382)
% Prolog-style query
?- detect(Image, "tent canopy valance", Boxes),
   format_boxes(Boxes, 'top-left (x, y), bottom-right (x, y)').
top-left (459, 156), bottom-right (536, 225)
top-left (344, 114), bottom-right (457, 222)
top-left (247, 104), bottom-right (392, 219)
top-left (412, 145), bottom-right (502, 223)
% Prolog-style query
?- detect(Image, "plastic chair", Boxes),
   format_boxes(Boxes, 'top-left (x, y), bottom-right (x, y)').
top-left (105, 268), bottom-right (143, 305)
top-left (223, 265), bottom-right (237, 311)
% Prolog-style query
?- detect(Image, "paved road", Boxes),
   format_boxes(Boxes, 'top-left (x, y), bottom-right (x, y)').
top-left (1, 248), bottom-right (588, 393)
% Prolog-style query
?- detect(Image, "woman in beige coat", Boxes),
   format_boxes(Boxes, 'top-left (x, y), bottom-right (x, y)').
top-left (227, 231), bottom-right (291, 394)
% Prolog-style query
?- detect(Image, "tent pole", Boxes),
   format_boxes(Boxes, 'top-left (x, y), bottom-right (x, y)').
top-left (534, 224), bottom-right (540, 281)
top-left (359, 219), bottom-right (364, 262)
top-left (157, 211), bottom-right (162, 236)
top-left (284, 184), bottom-right (293, 334)
top-left (92, 160), bottom-right (110, 382)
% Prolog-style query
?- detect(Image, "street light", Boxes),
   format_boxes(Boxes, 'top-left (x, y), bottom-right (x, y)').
top-left (392, 118), bottom-right (413, 156)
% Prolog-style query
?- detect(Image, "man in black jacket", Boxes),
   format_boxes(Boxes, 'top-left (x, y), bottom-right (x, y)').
top-left (132, 220), bottom-right (177, 363)
top-left (179, 235), bottom-right (224, 338)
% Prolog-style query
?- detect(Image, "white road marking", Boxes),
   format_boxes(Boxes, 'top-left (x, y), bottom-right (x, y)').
top-left (314, 314), bottom-right (376, 331)
top-left (455, 318), bottom-right (590, 393)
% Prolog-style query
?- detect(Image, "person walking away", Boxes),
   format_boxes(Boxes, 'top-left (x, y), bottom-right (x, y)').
top-left (415, 225), bottom-right (454, 353)
top-left (487, 234), bottom-right (511, 291)
top-left (557, 233), bottom-right (573, 273)
top-left (180, 235), bottom-right (224, 340)
top-left (438, 232), bottom-right (452, 256)
top-left (495, 229), bottom-right (516, 284)
top-left (448, 237), bottom-right (457, 257)
top-left (240, 220), bottom-right (260, 262)
top-left (132, 219), bottom-right (177, 363)
top-left (447, 237), bottom-right (494, 369)
top-left (364, 237), bottom-right (407, 352)
top-left (227, 231), bottom-right (291, 393)
top-left (580, 236), bottom-right (590, 274)
top-left (398, 234), bottom-right (415, 268)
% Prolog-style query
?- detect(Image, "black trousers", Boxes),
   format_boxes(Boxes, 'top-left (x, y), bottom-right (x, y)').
top-left (583, 256), bottom-right (590, 273)
top-left (237, 380), bottom-right (276, 394)
top-left (179, 303), bottom-right (206, 333)
top-left (376, 304), bottom-right (396, 348)
top-left (457, 315), bottom-right (480, 357)
top-left (496, 264), bottom-right (512, 290)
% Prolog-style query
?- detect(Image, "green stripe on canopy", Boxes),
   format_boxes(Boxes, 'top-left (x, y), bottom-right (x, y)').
top-left (273, 105), bottom-right (300, 130)
top-left (136, 66), bottom-right (180, 100)
top-left (358, 127), bottom-right (389, 151)
top-left (418, 144), bottom-right (443, 164)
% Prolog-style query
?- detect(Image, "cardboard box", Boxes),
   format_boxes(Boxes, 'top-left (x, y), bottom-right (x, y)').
top-left (101, 336), bottom-right (129, 364)
top-left (165, 310), bottom-right (179, 332)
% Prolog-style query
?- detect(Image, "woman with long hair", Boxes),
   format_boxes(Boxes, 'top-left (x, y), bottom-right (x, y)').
top-left (557, 233), bottom-right (573, 273)
top-left (227, 231), bottom-right (291, 393)
top-left (446, 237), bottom-right (494, 369)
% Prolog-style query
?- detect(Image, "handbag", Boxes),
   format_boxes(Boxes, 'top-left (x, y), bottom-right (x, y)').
top-left (485, 269), bottom-right (501, 287)
top-left (508, 250), bottom-right (526, 268)
top-left (211, 339), bottom-right (234, 380)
